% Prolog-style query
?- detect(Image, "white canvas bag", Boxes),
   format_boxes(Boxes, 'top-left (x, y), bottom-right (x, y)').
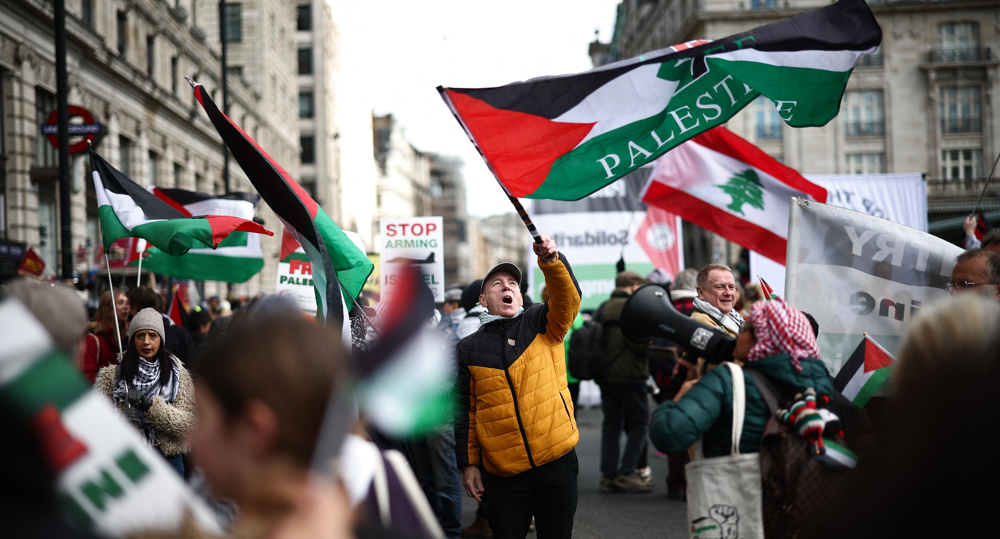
top-left (684, 362), bottom-right (764, 539)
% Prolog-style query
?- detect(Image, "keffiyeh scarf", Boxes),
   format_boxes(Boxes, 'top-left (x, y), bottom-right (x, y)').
top-left (479, 308), bottom-right (524, 327)
top-left (746, 298), bottom-right (821, 372)
top-left (692, 297), bottom-right (743, 335)
top-left (112, 356), bottom-right (180, 444)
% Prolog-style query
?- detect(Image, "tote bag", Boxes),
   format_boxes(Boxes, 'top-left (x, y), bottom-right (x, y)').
top-left (684, 362), bottom-right (764, 539)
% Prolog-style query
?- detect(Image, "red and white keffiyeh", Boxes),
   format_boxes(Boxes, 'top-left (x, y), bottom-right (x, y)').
top-left (746, 298), bottom-right (820, 372)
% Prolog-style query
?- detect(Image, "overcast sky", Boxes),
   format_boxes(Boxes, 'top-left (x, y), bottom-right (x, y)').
top-left (342, 0), bottom-right (621, 217)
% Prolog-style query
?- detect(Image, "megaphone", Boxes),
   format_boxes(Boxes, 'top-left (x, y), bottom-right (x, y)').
top-left (621, 283), bottom-right (736, 364)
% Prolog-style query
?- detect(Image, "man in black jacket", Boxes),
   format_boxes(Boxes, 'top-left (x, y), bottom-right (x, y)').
top-left (597, 271), bottom-right (652, 493)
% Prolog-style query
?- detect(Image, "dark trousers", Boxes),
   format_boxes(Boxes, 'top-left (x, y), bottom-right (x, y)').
top-left (568, 382), bottom-right (580, 418)
top-left (600, 385), bottom-right (650, 480)
top-left (408, 427), bottom-right (463, 538)
top-left (666, 450), bottom-right (689, 494)
top-left (482, 449), bottom-right (578, 539)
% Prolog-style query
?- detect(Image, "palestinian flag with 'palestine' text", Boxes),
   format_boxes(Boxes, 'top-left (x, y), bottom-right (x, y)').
top-left (438, 0), bottom-right (880, 201)
top-left (191, 80), bottom-right (373, 325)
top-left (136, 188), bottom-right (266, 283)
top-left (91, 150), bottom-right (271, 256)
top-left (833, 334), bottom-right (894, 408)
top-left (641, 126), bottom-right (827, 264)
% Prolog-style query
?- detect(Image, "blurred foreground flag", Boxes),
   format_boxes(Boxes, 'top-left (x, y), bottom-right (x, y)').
top-left (90, 149), bottom-right (271, 256)
top-left (834, 334), bottom-right (894, 408)
top-left (642, 126), bottom-right (827, 264)
top-left (357, 266), bottom-right (454, 437)
top-left (190, 80), bottom-right (372, 325)
top-left (136, 188), bottom-right (266, 283)
top-left (438, 0), bottom-right (880, 200)
top-left (0, 299), bottom-right (220, 536)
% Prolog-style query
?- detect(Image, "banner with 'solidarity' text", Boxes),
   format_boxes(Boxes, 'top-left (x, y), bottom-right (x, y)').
top-left (785, 198), bottom-right (962, 376)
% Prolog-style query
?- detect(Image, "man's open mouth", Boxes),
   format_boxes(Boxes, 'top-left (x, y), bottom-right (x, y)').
top-left (502, 295), bottom-right (513, 305)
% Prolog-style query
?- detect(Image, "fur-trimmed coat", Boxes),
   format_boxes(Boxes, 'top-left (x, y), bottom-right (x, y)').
top-left (94, 357), bottom-right (195, 456)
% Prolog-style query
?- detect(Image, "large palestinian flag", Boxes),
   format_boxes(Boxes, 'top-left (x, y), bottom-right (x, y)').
top-left (642, 126), bottom-right (827, 264)
top-left (136, 188), bottom-right (266, 283)
top-left (91, 150), bottom-right (271, 256)
top-left (191, 81), bottom-right (373, 324)
top-left (438, 0), bottom-right (880, 200)
top-left (833, 334), bottom-right (894, 408)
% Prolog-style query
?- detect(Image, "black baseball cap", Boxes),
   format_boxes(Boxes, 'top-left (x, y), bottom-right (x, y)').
top-left (481, 262), bottom-right (523, 293)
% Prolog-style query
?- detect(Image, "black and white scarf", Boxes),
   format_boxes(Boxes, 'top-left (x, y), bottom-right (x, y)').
top-left (692, 297), bottom-right (743, 335)
top-left (112, 356), bottom-right (180, 444)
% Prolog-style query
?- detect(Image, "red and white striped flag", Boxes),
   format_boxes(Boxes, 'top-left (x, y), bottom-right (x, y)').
top-left (641, 127), bottom-right (827, 264)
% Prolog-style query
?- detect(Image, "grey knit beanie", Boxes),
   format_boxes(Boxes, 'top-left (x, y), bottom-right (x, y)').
top-left (128, 307), bottom-right (165, 341)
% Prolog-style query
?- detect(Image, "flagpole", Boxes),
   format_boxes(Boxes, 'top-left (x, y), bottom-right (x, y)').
top-left (135, 239), bottom-right (144, 288)
top-left (972, 150), bottom-right (1000, 216)
top-left (506, 195), bottom-right (543, 244)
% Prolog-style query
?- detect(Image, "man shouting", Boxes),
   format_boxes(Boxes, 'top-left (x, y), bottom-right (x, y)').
top-left (456, 234), bottom-right (582, 539)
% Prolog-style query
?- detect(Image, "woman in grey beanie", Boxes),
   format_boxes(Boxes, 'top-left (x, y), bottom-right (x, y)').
top-left (94, 307), bottom-right (195, 477)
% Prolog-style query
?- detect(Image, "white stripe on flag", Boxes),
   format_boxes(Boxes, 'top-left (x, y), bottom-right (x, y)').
top-left (713, 47), bottom-right (879, 72)
top-left (840, 365), bottom-right (871, 403)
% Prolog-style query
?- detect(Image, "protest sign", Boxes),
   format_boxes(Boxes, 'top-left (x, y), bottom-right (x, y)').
top-left (276, 247), bottom-right (319, 316)
top-left (380, 217), bottom-right (445, 302)
top-left (785, 198), bottom-right (961, 376)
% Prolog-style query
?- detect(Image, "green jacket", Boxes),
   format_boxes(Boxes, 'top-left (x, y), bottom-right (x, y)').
top-left (649, 354), bottom-right (833, 457)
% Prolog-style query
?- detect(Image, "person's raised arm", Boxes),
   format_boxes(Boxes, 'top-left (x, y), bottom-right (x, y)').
top-left (535, 235), bottom-right (581, 345)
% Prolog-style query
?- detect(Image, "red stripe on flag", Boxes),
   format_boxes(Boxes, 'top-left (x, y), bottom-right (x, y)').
top-left (692, 128), bottom-right (828, 204)
top-left (759, 276), bottom-right (776, 299)
top-left (280, 228), bottom-right (301, 262)
top-left (152, 187), bottom-right (194, 217)
top-left (445, 90), bottom-right (595, 197)
top-left (205, 215), bottom-right (274, 247)
top-left (863, 335), bottom-right (895, 373)
top-left (644, 180), bottom-right (788, 264)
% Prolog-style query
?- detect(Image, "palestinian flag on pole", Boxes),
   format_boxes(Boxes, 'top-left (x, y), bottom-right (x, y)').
top-left (136, 188), bottom-right (266, 283)
top-left (641, 126), bottom-right (827, 264)
top-left (759, 276), bottom-right (777, 300)
top-left (190, 79), bottom-right (373, 325)
top-left (0, 299), bottom-right (220, 535)
top-left (90, 150), bottom-right (271, 256)
top-left (833, 334), bottom-right (895, 408)
top-left (438, 0), bottom-right (880, 201)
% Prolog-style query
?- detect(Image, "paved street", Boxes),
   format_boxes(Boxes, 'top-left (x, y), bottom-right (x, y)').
top-left (460, 404), bottom-right (689, 539)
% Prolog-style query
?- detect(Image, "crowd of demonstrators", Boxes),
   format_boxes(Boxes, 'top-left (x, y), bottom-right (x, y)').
top-left (595, 271), bottom-right (653, 494)
top-left (80, 287), bottom-right (130, 383)
top-left (456, 235), bottom-right (581, 539)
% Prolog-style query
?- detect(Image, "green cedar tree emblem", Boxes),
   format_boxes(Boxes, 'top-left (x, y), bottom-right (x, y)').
top-left (718, 169), bottom-right (765, 216)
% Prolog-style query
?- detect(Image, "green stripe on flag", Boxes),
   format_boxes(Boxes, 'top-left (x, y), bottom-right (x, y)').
top-left (315, 205), bottom-right (373, 305)
top-left (853, 365), bottom-right (892, 408)
top-left (137, 250), bottom-right (264, 283)
top-left (1, 351), bottom-right (89, 417)
top-left (97, 205), bottom-right (134, 251)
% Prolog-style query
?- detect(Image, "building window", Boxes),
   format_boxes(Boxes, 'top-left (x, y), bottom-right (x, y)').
top-left (940, 87), bottom-right (981, 133)
top-left (939, 22), bottom-right (979, 52)
top-left (119, 137), bottom-right (132, 176)
top-left (81, 0), bottom-right (92, 26)
top-left (300, 135), bottom-right (315, 164)
top-left (298, 48), bottom-right (313, 75)
top-left (846, 153), bottom-right (885, 175)
top-left (297, 4), bottom-right (311, 31)
top-left (752, 96), bottom-right (782, 140)
top-left (117, 11), bottom-right (127, 55)
top-left (751, 0), bottom-right (777, 8)
top-left (224, 4), bottom-right (242, 42)
top-left (174, 163), bottom-right (183, 188)
top-left (299, 92), bottom-right (314, 118)
top-left (35, 89), bottom-right (57, 167)
top-left (843, 90), bottom-right (884, 137)
top-left (148, 151), bottom-right (159, 185)
top-left (146, 36), bottom-right (155, 77)
top-left (171, 56), bottom-right (179, 94)
top-left (941, 149), bottom-right (982, 180)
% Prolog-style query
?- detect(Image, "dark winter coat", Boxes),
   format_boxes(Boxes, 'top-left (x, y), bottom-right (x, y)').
top-left (597, 290), bottom-right (649, 386)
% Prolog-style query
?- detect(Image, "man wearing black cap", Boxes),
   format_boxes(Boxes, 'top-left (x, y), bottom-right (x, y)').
top-left (455, 235), bottom-right (582, 539)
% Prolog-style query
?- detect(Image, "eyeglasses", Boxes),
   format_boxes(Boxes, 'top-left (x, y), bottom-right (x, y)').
top-left (945, 280), bottom-right (999, 293)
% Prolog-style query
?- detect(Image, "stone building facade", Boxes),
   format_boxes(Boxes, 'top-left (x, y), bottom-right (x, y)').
top-left (599, 0), bottom-right (1000, 251)
top-left (429, 153), bottom-right (475, 288)
top-left (373, 113), bottom-right (431, 231)
top-left (1, 0), bottom-right (299, 296)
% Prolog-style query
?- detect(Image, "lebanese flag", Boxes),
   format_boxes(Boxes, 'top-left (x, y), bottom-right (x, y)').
top-left (833, 334), bottom-right (895, 407)
top-left (136, 188), bottom-right (266, 283)
top-left (641, 126), bottom-right (827, 264)
top-left (90, 149), bottom-right (272, 256)
top-left (191, 81), bottom-right (373, 325)
top-left (438, 0), bottom-right (880, 201)
top-left (635, 206), bottom-right (684, 277)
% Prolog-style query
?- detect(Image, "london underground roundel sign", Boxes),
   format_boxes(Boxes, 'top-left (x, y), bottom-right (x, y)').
top-left (41, 106), bottom-right (102, 154)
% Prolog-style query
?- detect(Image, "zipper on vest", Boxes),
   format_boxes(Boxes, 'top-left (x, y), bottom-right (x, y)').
top-left (502, 323), bottom-right (535, 467)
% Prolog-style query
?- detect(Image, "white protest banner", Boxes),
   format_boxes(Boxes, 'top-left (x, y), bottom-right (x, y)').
top-left (785, 198), bottom-right (961, 376)
top-left (276, 246), bottom-right (319, 316)
top-left (751, 172), bottom-right (927, 297)
top-left (528, 169), bottom-right (682, 310)
top-left (0, 300), bottom-right (220, 536)
top-left (380, 217), bottom-right (445, 302)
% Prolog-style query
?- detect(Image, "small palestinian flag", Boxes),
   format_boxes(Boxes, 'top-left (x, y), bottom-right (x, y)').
top-left (438, 0), bottom-right (880, 201)
top-left (166, 283), bottom-right (191, 328)
top-left (90, 150), bottom-right (271, 256)
top-left (833, 334), bottom-right (894, 408)
top-left (190, 80), bottom-right (373, 325)
top-left (136, 188), bottom-right (266, 283)
top-left (759, 276), bottom-right (777, 300)
top-left (0, 299), bottom-right (221, 534)
top-left (642, 126), bottom-right (827, 264)
top-left (975, 211), bottom-right (992, 241)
